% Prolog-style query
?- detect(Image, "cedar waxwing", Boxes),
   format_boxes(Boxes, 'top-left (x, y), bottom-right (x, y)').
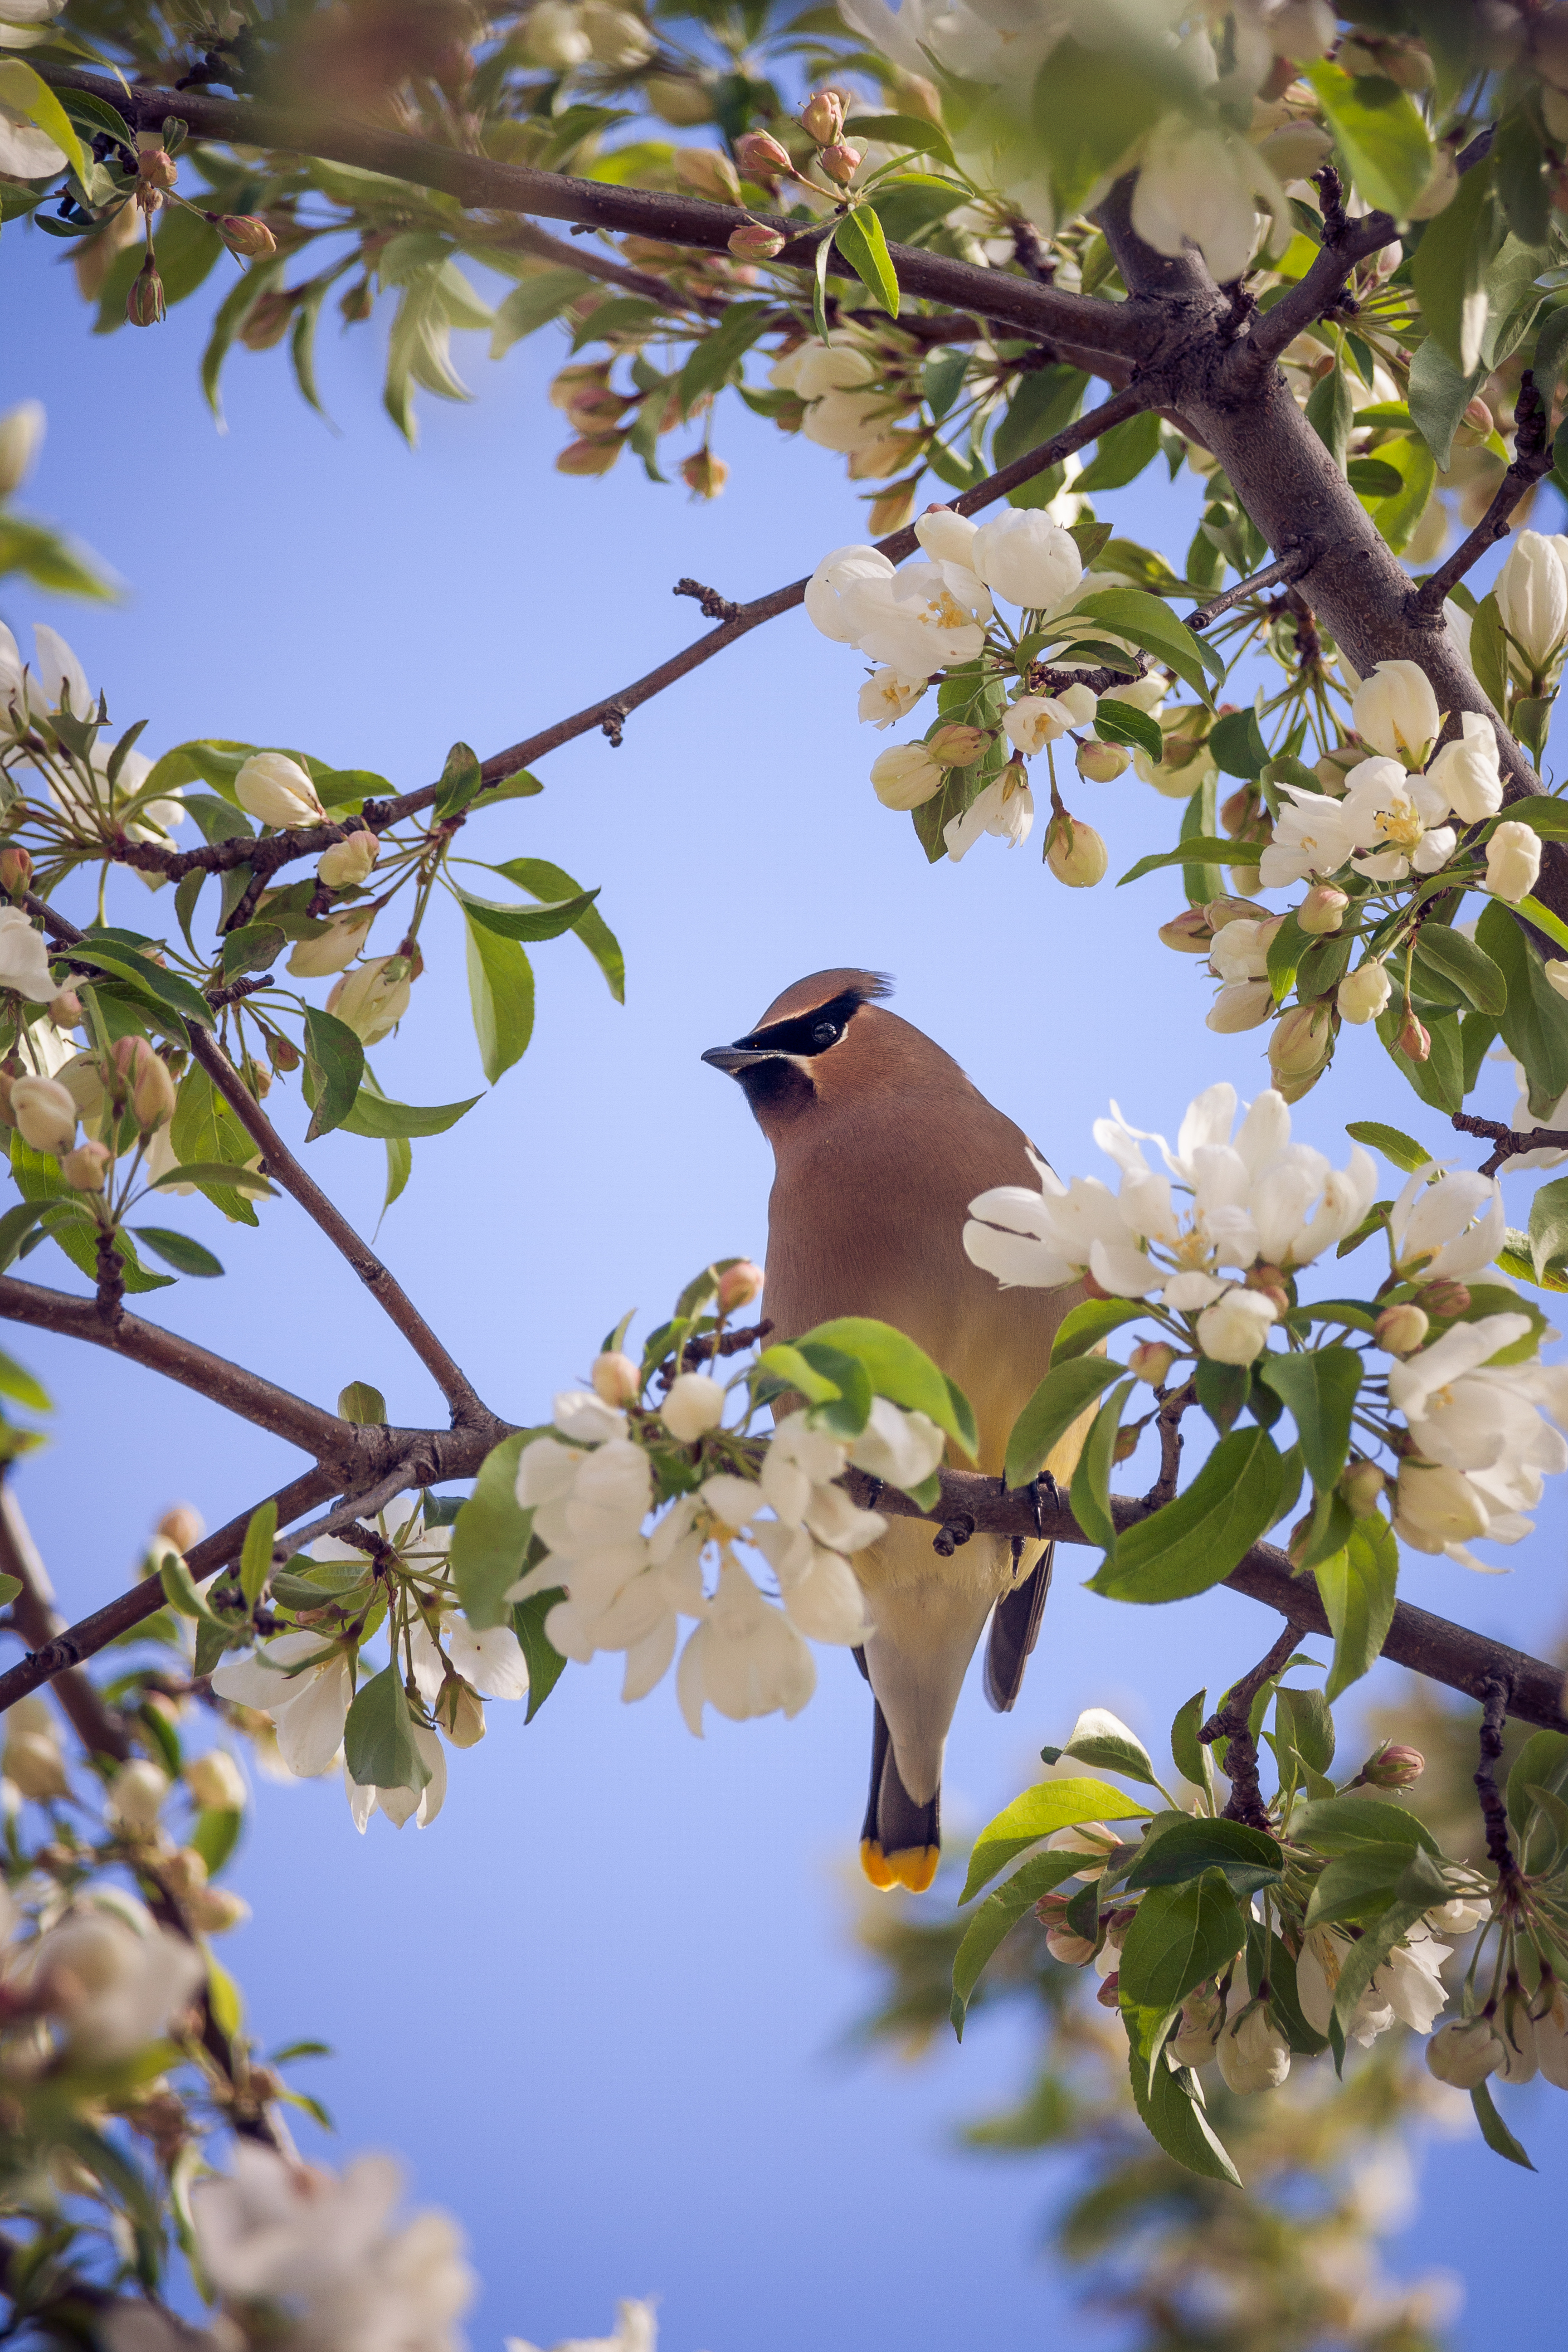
top-left (703, 968), bottom-right (1085, 1894)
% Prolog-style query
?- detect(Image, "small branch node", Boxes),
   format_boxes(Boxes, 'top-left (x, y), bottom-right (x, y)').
top-left (1190, 550), bottom-right (1310, 630)
top-left (932, 1512), bottom-right (975, 1557)
top-left (1474, 1673), bottom-right (1524, 1895)
top-left (674, 576), bottom-right (741, 624)
top-left (1198, 1623), bottom-right (1298, 1828)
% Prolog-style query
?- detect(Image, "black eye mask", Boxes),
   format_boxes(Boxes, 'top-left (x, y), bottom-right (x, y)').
top-left (731, 990), bottom-right (864, 1060)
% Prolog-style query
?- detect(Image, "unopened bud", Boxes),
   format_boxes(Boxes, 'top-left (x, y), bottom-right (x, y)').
top-left (818, 142), bottom-right (862, 186)
top-left (1245, 1262), bottom-right (1291, 1314)
top-left (1205, 895), bottom-right (1268, 929)
top-left (735, 132), bottom-right (794, 177)
top-left (48, 989), bottom-right (81, 1029)
top-left (0, 845), bottom-right (31, 897)
top-left (680, 450), bottom-right (729, 499)
top-left (1111, 1426), bottom-right (1139, 1463)
top-left (1045, 814), bottom-right (1108, 888)
top-left (801, 89), bottom-right (845, 144)
top-left (1129, 1341), bottom-right (1176, 1387)
top-left (113, 1035), bottom-right (177, 1129)
top-left (217, 214), bottom-right (277, 259)
top-left (127, 255), bottom-right (166, 328)
top-left (1298, 885), bottom-right (1348, 935)
top-left (1421, 1278), bottom-right (1472, 1317)
top-left (157, 1503), bottom-right (204, 1553)
top-left (1397, 1006), bottom-right (1430, 1062)
top-left (340, 279), bottom-right (374, 324)
top-left (1360, 1741), bottom-right (1425, 1789)
top-left (673, 147), bottom-right (742, 205)
top-left (927, 724), bottom-right (990, 767)
top-left (316, 830), bottom-right (380, 890)
top-left (1076, 739), bottom-right (1129, 782)
top-left (1463, 394), bottom-right (1494, 435)
top-left (591, 1350), bottom-right (641, 1408)
top-left (556, 435), bottom-right (624, 477)
top-left (138, 147), bottom-right (177, 190)
top-left (1375, 1302), bottom-right (1429, 1355)
top-left (1339, 1459), bottom-right (1387, 1517)
top-left (1220, 783), bottom-right (1270, 842)
top-left (184, 1747), bottom-right (245, 1812)
top-left (1159, 908), bottom-right (1214, 953)
top-left (9, 1075), bottom-right (76, 1155)
top-left (1045, 1925), bottom-right (1098, 1966)
top-left (728, 221), bottom-right (786, 259)
top-left (1095, 1971), bottom-right (1121, 2008)
top-left (717, 1259), bottom-right (764, 1314)
top-left (1267, 1002), bottom-right (1334, 1097)
top-left (60, 1141), bottom-right (110, 1192)
top-left (0, 400), bottom-right (43, 500)
top-left (187, 1886), bottom-right (251, 1932)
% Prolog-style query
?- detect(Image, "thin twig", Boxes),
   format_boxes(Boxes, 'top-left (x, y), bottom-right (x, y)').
top-left (1189, 551), bottom-right (1310, 629)
top-left (0, 1481), bottom-right (130, 1761)
top-left (1450, 1108), bottom-right (1568, 1179)
top-left (1142, 1381), bottom-right (1191, 1508)
top-left (1473, 1674), bottom-right (1523, 1897)
top-left (1415, 372), bottom-right (1556, 613)
top-left (283, 1463), bottom-right (427, 1554)
top-left (1197, 1624), bottom-right (1301, 1828)
top-left (1249, 167), bottom-right (1397, 364)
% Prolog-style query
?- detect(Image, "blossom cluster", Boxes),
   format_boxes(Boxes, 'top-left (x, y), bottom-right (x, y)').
top-left (965, 1080), bottom-right (1567, 1572)
top-left (511, 1347), bottom-right (944, 1732)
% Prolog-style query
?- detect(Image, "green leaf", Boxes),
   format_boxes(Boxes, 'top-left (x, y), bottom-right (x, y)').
top-left (1375, 1000), bottom-right (1464, 1115)
top-left (157, 1546), bottom-right (224, 1628)
top-left (1410, 156), bottom-right (1501, 374)
top-left (338, 1087), bottom-right (480, 1142)
top-left (949, 1851), bottom-right (1083, 2036)
top-left (1089, 1427), bottom-right (1284, 1603)
top-left (64, 939), bottom-right (213, 1034)
top-left (1093, 697), bottom-right (1163, 760)
top-left (847, 112), bottom-right (958, 168)
top-left (8, 1136), bottom-right (173, 1292)
top-left (1032, 36), bottom-right (1176, 217)
top-left (1067, 589), bottom-right (1219, 704)
top-left (167, 1068), bottom-right (263, 1227)
top-left (1306, 361), bottom-right (1353, 472)
top-left (1127, 2044), bottom-right (1242, 2186)
top-left (1004, 1356), bottom-right (1130, 1489)
top-left (302, 1007), bottom-right (365, 1143)
top-left (455, 883), bottom-right (600, 944)
top-left (240, 1501), bottom-right (276, 1609)
top-left (1170, 1688), bottom-right (1215, 1801)
top-left (959, 1775), bottom-right (1152, 1905)
top-left (0, 1346), bottom-right (48, 1415)
top-left (487, 857), bottom-right (624, 1002)
top-left (434, 741), bottom-right (483, 820)
top-left (1406, 334), bottom-right (1482, 471)
top-left (1355, 431), bottom-right (1436, 556)
top-left (677, 298), bottom-right (772, 413)
top-left (834, 204), bottom-right (899, 318)
top-left (1316, 1512), bottom-right (1399, 1701)
top-left (1049, 1297), bottom-right (1147, 1362)
top-left (1344, 1119), bottom-right (1433, 1174)
top-left (1306, 59), bottom-right (1435, 216)
top-left (1117, 835), bottom-right (1238, 886)
top-left (1505, 1727), bottom-right (1568, 1839)
top-left (338, 1381), bottom-right (386, 1426)
top-left (793, 1317), bottom-right (975, 1454)
top-left (1070, 1378), bottom-right (1133, 1556)
top-left (130, 1226), bottom-right (224, 1279)
top-left (1469, 592), bottom-right (1509, 713)
top-left (1256, 1347), bottom-right (1361, 1492)
top-left (490, 266), bottom-right (590, 359)
top-left (1118, 1871), bottom-right (1247, 2013)
top-left (1123, 1815), bottom-right (1282, 1895)
top-left (0, 59), bottom-right (86, 186)
top-left (189, 1807), bottom-right (242, 1877)
top-left (1305, 1844), bottom-right (1424, 1928)
top-left (343, 1665), bottom-right (427, 1795)
top-left (512, 1589), bottom-right (567, 1722)
top-left (1472, 2080), bottom-right (1536, 2169)
top-left (1057, 1707), bottom-right (1163, 1789)
top-left (992, 364), bottom-right (1089, 474)
top-left (148, 1162), bottom-right (274, 1199)
top-left (450, 1431), bottom-right (534, 1630)
top-left (1477, 898), bottom-right (1568, 1118)
top-left (1412, 923), bottom-right (1507, 1015)
top-left (1275, 1682), bottom-right (1336, 1775)
top-left (464, 913), bottom-right (534, 1085)
top-left (1073, 409), bottom-right (1162, 494)
top-left (1293, 1793), bottom-right (1442, 1859)
top-left (1209, 708), bottom-right (1269, 780)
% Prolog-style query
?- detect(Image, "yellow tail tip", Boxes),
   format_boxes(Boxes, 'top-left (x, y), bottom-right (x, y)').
top-left (860, 1839), bottom-right (939, 1894)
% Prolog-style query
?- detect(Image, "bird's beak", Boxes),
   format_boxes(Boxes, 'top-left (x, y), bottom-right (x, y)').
top-left (701, 1044), bottom-right (776, 1075)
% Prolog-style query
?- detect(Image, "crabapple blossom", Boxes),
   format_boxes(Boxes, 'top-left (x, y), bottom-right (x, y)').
top-left (1351, 661), bottom-right (1442, 767)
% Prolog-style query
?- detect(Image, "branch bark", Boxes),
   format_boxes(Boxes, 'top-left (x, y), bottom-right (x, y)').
top-left (0, 1480), bottom-right (132, 1761)
top-left (36, 65), bottom-right (1154, 359)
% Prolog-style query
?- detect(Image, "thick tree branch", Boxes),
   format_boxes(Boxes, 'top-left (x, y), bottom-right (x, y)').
top-left (1414, 372), bottom-right (1556, 613)
top-left (845, 1467), bottom-right (1568, 1735)
top-left (36, 66), bottom-right (1154, 360)
top-left (0, 1273), bottom-right (357, 1457)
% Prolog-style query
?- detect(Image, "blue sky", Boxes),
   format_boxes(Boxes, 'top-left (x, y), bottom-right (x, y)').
top-left (3, 234), bottom-right (1566, 2349)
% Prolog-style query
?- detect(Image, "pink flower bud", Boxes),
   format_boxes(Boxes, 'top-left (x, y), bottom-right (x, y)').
top-left (1045, 1925), bottom-right (1097, 1966)
top-left (800, 90), bottom-right (844, 144)
top-left (158, 1504), bottom-right (205, 1554)
top-left (927, 723), bottom-right (991, 767)
top-left (138, 147), bottom-right (177, 190)
top-left (680, 450), bottom-right (730, 499)
top-left (728, 221), bottom-right (786, 259)
top-left (1359, 1742), bottom-right (1425, 1789)
top-left (1397, 1006), bottom-right (1431, 1062)
top-left (735, 132), bottom-right (794, 177)
top-left (717, 1259), bottom-right (764, 1314)
top-left (113, 1036), bottom-right (177, 1129)
top-left (556, 434), bottom-right (624, 477)
top-left (0, 846), bottom-right (32, 897)
top-left (591, 1351), bottom-right (641, 1408)
top-left (1128, 1341), bottom-right (1176, 1386)
top-left (48, 989), bottom-right (81, 1029)
top-left (1158, 909), bottom-right (1214, 953)
top-left (1421, 1278), bottom-right (1472, 1317)
top-left (218, 214), bottom-right (277, 259)
top-left (673, 147), bottom-right (741, 205)
top-left (127, 256), bottom-right (166, 328)
top-left (1045, 814), bottom-right (1108, 888)
top-left (61, 1141), bottom-right (109, 1192)
top-left (1375, 1303), bottom-right (1429, 1355)
top-left (817, 142), bottom-right (862, 186)
top-left (1298, 885), bottom-right (1348, 934)
top-left (1094, 1971), bottom-right (1121, 2008)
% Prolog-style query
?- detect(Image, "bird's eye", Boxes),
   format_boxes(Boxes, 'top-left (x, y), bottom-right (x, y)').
top-left (811, 1020), bottom-right (841, 1051)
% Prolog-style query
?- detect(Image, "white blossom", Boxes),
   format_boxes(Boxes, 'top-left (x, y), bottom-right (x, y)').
top-left (677, 1556), bottom-right (816, 1732)
top-left (857, 669), bottom-right (927, 727)
top-left (1257, 785), bottom-right (1359, 887)
top-left (847, 1396), bottom-right (946, 1489)
top-left (1216, 2002), bottom-right (1292, 2092)
top-left (24, 1906), bottom-right (205, 2061)
top-left (836, 557), bottom-right (992, 673)
top-left (1424, 712), bottom-right (1502, 823)
top-left (1494, 528), bottom-right (1568, 674)
top-left (507, 2296), bottom-right (658, 2352)
top-left (1337, 754), bottom-right (1455, 882)
top-left (943, 766), bottom-right (1033, 860)
top-left (1131, 118), bottom-right (1282, 284)
top-left (1484, 817), bottom-right (1542, 905)
top-left (913, 506), bottom-right (978, 566)
top-left (1352, 661), bottom-right (1442, 766)
top-left (211, 1632), bottom-right (354, 1778)
top-left (1387, 1163), bottom-right (1504, 1284)
top-left (1196, 1285), bottom-right (1277, 1364)
top-left (660, 1370), bottom-right (726, 1442)
top-left (1002, 685), bottom-right (1095, 754)
top-left (805, 544), bottom-right (896, 642)
top-left (233, 752), bottom-right (325, 830)
top-left (968, 509), bottom-right (1082, 610)
top-left (0, 905), bottom-right (56, 1001)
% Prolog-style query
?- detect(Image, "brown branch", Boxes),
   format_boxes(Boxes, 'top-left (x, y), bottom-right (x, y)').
top-left (1473, 1673), bottom-right (1523, 1897)
top-left (0, 1481), bottom-right (131, 1761)
top-left (0, 1273), bottom-right (358, 1458)
top-left (1450, 1108), bottom-right (1568, 1179)
top-left (89, 379), bottom-right (1157, 882)
top-left (1197, 1623), bottom-right (1301, 1828)
top-left (1249, 167), bottom-right (1397, 363)
top-left (1415, 372), bottom-right (1555, 613)
top-left (36, 65), bottom-right (1154, 360)
top-left (1189, 552), bottom-right (1310, 630)
top-left (842, 1467), bottom-right (1568, 1734)
top-left (187, 1030), bottom-right (493, 1424)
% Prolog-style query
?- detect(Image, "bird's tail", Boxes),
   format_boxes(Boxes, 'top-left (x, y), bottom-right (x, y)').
top-left (857, 1684), bottom-right (941, 1893)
